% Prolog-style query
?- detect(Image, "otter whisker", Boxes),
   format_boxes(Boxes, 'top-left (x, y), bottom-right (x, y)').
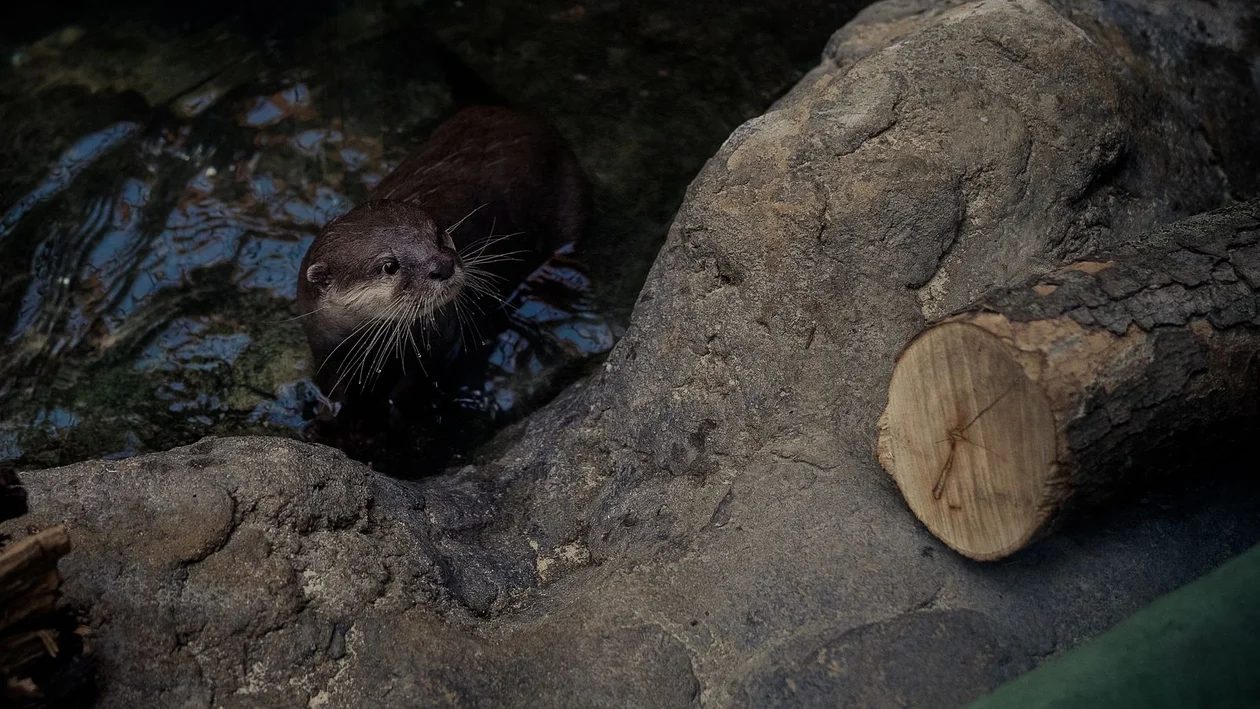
top-left (452, 291), bottom-right (485, 351)
top-left (445, 202), bottom-right (490, 236)
top-left (495, 297), bottom-right (524, 316)
top-left (366, 297), bottom-right (415, 387)
top-left (461, 298), bottom-right (487, 345)
top-left (269, 305), bottom-right (331, 324)
top-left (415, 291), bottom-right (438, 353)
top-left (342, 314), bottom-right (392, 388)
top-left (461, 268), bottom-right (499, 290)
top-left (398, 295), bottom-right (428, 366)
top-left (362, 315), bottom-right (406, 388)
top-left (465, 249), bottom-right (530, 260)
top-left (463, 283), bottom-right (506, 302)
top-left (458, 279), bottom-right (500, 306)
top-left (461, 288), bottom-right (502, 310)
top-left (322, 309), bottom-right (410, 394)
top-left (472, 228), bottom-right (527, 262)
top-left (457, 285), bottom-right (492, 313)
top-left (462, 254), bottom-right (529, 269)
top-left (391, 299), bottom-right (418, 373)
top-left (329, 318), bottom-right (385, 395)
top-left (341, 296), bottom-right (409, 391)
top-left (462, 265), bottom-right (509, 294)
top-left (426, 290), bottom-right (444, 342)
top-left (461, 266), bottom-right (509, 285)
top-left (370, 310), bottom-right (404, 382)
top-left (464, 268), bottom-right (524, 316)
top-left (402, 297), bottom-right (429, 376)
top-left (462, 261), bottom-right (501, 281)
top-left (451, 295), bottom-right (470, 346)
top-left (348, 331), bottom-right (381, 388)
top-left (316, 309), bottom-right (390, 380)
top-left (457, 230), bottom-right (525, 258)
top-left (463, 247), bottom-right (532, 262)
top-left (474, 217), bottom-right (499, 260)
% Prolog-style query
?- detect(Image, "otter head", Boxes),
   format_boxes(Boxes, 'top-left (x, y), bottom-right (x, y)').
top-left (298, 200), bottom-right (466, 364)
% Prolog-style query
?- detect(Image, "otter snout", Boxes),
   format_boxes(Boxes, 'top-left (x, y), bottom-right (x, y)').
top-left (427, 252), bottom-right (457, 281)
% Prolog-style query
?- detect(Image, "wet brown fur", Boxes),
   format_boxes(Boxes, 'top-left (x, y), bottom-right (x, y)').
top-left (296, 105), bottom-right (589, 399)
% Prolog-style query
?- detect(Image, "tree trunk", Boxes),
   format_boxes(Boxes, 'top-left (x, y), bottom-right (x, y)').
top-left (878, 203), bottom-right (1260, 561)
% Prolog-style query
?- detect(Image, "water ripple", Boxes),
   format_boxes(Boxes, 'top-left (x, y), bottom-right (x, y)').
top-left (0, 19), bottom-right (619, 471)
top-left (0, 121), bottom-right (141, 240)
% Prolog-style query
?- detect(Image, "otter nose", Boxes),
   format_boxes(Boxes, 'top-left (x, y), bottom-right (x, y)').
top-left (427, 253), bottom-right (456, 281)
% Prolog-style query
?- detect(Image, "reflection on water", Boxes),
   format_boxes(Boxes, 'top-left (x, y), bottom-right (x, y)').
top-left (135, 317), bottom-right (251, 373)
top-left (2, 0), bottom-right (849, 472)
top-left (0, 10), bottom-right (619, 472)
top-left (0, 121), bottom-right (140, 239)
top-left (483, 245), bottom-right (620, 413)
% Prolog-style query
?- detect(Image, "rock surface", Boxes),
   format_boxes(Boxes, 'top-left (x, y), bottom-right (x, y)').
top-left (6, 0), bottom-right (1260, 706)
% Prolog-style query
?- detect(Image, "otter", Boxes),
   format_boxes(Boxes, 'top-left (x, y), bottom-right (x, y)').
top-left (296, 105), bottom-right (589, 418)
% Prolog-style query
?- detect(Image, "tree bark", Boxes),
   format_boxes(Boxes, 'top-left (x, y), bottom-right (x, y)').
top-left (0, 527), bottom-right (71, 634)
top-left (0, 469), bottom-right (73, 705)
top-left (878, 202), bottom-right (1260, 561)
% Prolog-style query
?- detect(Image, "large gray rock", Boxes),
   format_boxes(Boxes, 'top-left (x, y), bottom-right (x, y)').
top-left (6, 0), bottom-right (1259, 705)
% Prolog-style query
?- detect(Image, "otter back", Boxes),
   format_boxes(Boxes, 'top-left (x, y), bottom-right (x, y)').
top-left (373, 105), bottom-right (587, 263)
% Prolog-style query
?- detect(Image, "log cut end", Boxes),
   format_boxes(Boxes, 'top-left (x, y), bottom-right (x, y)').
top-left (879, 322), bottom-right (1059, 561)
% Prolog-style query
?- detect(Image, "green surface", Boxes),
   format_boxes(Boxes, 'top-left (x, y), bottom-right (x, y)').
top-left (969, 543), bottom-right (1260, 709)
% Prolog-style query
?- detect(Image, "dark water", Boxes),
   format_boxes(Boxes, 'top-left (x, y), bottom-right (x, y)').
top-left (0, 0), bottom-right (862, 472)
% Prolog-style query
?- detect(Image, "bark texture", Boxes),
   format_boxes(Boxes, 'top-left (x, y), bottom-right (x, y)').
top-left (880, 203), bottom-right (1260, 559)
top-left (0, 481), bottom-right (76, 707)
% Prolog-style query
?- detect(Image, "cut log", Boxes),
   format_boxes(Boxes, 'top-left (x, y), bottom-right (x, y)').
top-left (878, 203), bottom-right (1260, 561)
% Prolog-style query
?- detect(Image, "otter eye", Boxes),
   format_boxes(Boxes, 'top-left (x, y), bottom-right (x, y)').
top-left (382, 258), bottom-right (400, 276)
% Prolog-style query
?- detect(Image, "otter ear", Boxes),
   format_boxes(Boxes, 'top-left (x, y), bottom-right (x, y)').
top-left (306, 262), bottom-right (332, 292)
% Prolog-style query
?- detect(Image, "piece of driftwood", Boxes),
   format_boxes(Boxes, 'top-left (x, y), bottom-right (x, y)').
top-left (878, 204), bottom-right (1260, 560)
top-left (0, 468), bottom-right (76, 706)
top-left (1, 527), bottom-right (72, 634)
